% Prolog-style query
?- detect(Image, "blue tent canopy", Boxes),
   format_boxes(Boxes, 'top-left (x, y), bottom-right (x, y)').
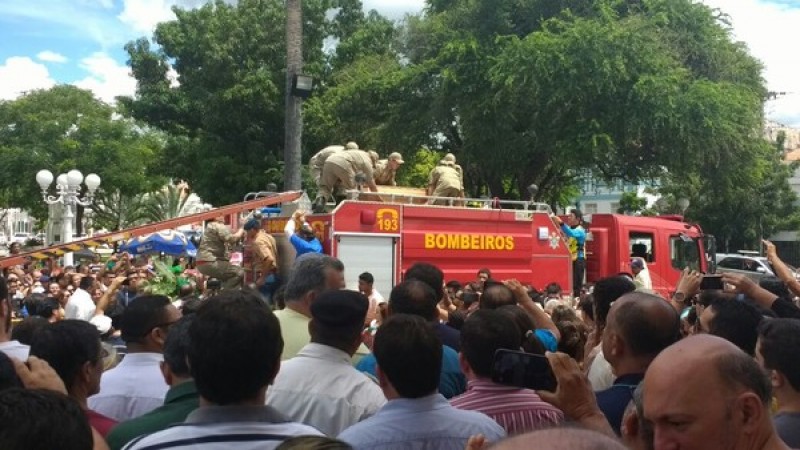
top-left (121, 230), bottom-right (197, 257)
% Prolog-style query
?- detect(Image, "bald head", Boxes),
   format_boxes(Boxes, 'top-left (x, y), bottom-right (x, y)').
top-left (606, 292), bottom-right (680, 360)
top-left (493, 428), bottom-right (627, 450)
top-left (655, 335), bottom-right (769, 405)
top-left (643, 335), bottom-right (774, 449)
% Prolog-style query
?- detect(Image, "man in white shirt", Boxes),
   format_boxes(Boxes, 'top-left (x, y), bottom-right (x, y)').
top-left (630, 258), bottom-right (652, 291)
top-left (0, 276), bottom-right (29, 360)
top-left (89, 295), bottom-right (181, 421)
top-left (358, 271), bottom-right (385, 326)
top-left (268, 289), bottom-right (386, 435)
top-left (65, 276), bottom-right (96, 321)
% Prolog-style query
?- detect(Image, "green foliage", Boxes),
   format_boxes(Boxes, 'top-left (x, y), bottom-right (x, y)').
top-left (0, 86), bottom-right (166, 219)
top-left (91, 190), bottom-right (149, 231)
top-left (395, 149), bottom-right (441, 188)
top-left (142, 182), bottom-right (194, 223)
top-left (122, 0), bottom-right (380, 204)
top-left (139, 257), bottom-right (178, 297)
top-left (617, 191), bottom-right (649, 215)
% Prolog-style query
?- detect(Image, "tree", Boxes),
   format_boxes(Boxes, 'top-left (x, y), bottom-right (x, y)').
top-left (617, 192), bottom-right (648, 215)
top-left (91, 190), bottom-right (149, 231)
top-left (142, 182), bottom-right (197, 223)
top-left (0, 86), bottom-right (166, 222)
top-left (310, 0), bottom-right (768, 207)
top-left (122, 0), bottom-right (377, 205)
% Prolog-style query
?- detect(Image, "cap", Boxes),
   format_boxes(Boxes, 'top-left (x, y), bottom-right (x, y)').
top-left (368, 150), bottom-right (379, 164)
top-left (345, 141), bottom-right (359, 150)
top-left (443, 153), bottom-right (456, 163)
top-left (243, 217), bottom-right (261, 231)
top-left (39, 275), bottom-right (50, 283)
top-left (631, 259), bottom-right (645, 270)
top-left (90, 315), bottom-right (113, 335)
top-left (389, 152), bottom-right (405, 164)
top-left (311, 289), bottom-right (369, 329)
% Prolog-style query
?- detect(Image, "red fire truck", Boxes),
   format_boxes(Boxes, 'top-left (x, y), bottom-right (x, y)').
top-left (264, 192), bottom-right (710, 299)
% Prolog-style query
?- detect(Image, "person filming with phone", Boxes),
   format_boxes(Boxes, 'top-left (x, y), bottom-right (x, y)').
top-left (450, 309), bottom-right (564, 434)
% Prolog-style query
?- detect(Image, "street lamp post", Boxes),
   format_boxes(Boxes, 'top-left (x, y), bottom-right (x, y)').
top-left (36, 169), bottom-right (101, 267)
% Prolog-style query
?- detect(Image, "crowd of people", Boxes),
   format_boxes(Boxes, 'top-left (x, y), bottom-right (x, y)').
top-left (1, 235), bottom-right (800, 450)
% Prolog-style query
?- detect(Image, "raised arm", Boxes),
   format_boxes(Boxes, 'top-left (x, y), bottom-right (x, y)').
top-left (763, 239), bottom-right (800, 297)
top-left (505, 279), bottom-right (561, 342)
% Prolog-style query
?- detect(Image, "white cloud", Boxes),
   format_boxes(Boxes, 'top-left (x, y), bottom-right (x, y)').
top-left (700, 0), bottom-right (800, 127)
top-left (36, 50), bottom-right (68, 63)
top-left (117, 0), bottom-right (178, 34)
top-left (0, 57), bottom-right (56, 100)
top-left (73, 52), bottom-right (137, 103)
top-left (364, 0), bottom-right (425, 19)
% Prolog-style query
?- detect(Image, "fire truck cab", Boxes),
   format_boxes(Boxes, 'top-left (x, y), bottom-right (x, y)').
top-left (584, 214), bottom-right (708, 297)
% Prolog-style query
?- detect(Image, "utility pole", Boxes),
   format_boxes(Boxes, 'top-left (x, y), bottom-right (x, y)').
top-left (283, 0), bottom-right (303, 191)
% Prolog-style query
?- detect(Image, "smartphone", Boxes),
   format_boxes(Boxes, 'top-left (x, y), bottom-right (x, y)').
top-left (491, 349), bottom-right (557, 391)
top-left (700, 275), bottom-right (724, 290)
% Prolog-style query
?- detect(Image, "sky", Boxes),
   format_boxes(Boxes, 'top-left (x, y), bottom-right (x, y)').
top-left (0, 0), bottom-right (797, 127)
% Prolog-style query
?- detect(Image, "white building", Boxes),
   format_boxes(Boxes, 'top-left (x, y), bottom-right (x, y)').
top-left (574, 171), bottom-right (659, 214)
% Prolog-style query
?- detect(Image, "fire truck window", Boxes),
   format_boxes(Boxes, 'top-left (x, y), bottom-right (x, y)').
top-left (670, 236), bottom-right (701, 271)
top-left (630, 233), bottom-right (654, 263)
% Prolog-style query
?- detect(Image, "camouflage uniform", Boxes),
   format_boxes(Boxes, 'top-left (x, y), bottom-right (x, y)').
top-left (318, 150), bottom-right (376, 201)
top-left (308, 145), bottom-right (344, 185)
top-left (373, 160), bottom-right (395, 186)
top-left (196, 221), bottom-right (243, 289)
top-left (427, 161), bottom-right (463, 205)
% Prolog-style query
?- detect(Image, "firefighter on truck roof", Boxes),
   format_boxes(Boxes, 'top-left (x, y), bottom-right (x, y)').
top-left (426, 153), bottom-right (464, 205)
top-left (307, 142), bottom-right (361, 186)
top-left (373, 152), bottom-right (405, 186)
top-left (314, 149), bottom-right (380, 213)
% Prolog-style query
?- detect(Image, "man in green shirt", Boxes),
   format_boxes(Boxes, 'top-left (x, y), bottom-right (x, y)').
top-left (106, 316), bottom-right (199, 450)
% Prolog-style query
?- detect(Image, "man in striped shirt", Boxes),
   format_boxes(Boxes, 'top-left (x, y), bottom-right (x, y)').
top-left (450, 310), bottom-right (564, 434)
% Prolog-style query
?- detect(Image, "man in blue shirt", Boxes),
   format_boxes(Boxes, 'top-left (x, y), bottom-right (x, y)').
top-left (356, 280), bottom-right (466, 398)
top-left (596, 291), bottom-right (680, 435)
top-left (340, 314), bottom-right (505, 449)
top-left (284, 210), bottom-right (322, 256)
top-left (553, 209), bottom-right (586, 298)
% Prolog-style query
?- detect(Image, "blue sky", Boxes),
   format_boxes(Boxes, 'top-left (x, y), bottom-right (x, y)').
top-left (1, 0), bottom-right (798, 127)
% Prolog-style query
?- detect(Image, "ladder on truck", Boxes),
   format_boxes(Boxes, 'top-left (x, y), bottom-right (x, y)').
top-left (0, 191), bottom-right (303, 269)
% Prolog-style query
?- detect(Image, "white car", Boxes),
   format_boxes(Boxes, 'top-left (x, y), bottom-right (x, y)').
top-left (11, 232), bottom-right (30, 244)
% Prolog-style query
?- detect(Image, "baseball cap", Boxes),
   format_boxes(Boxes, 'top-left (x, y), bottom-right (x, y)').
top-left (389, 152), bottom-right (405, 164)
top-left (243, 217), bottom-right (261, 231)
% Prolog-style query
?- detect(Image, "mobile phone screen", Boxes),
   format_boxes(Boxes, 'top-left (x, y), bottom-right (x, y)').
top-left (700, 275), bottom-right (724, 290)
top-left (490, 349), bottom-right (557, 391)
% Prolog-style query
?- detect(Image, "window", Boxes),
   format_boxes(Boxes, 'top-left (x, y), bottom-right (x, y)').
top-left (630, 232), bottom-right (655, 263)
top-left (717, 257), bottom-right (742, 270)
top-left (671, 235), bottom-right (701, 271)
top-left (610, 202), bottom-right (620, 213)
top-left (584, 203), bottom-right (598, 214)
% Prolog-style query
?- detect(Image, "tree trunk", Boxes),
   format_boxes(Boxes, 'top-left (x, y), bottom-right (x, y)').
top-left (283, 0), bottom-right (304, 191)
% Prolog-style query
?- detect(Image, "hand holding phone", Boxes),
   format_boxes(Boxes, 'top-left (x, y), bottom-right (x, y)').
top-left (491, 349), bottom-right (557, 391)
top-left (700, 275), bottom-right (724, 290)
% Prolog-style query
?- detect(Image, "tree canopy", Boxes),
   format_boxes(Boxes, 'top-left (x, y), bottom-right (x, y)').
top-left (0, 85), bottom-right (166, 223)
top-left (113, 0), bottom-right (793, 250)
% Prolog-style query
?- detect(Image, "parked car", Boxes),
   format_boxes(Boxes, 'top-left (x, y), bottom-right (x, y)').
top-left (11, 232), bottom-right (30, 244)
top-left (715, 252), bottom-right (799, 282)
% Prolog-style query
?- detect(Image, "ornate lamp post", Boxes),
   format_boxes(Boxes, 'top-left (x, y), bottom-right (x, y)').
top-left (36, 169), bottom-right (101, 267)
